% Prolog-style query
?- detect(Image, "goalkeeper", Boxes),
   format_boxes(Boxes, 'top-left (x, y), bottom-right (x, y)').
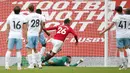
top-left (41, 55), bottom-right (83, 67)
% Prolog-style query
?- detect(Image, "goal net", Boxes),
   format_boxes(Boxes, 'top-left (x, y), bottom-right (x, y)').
top-left (0, 0), bottom-right (129, 67)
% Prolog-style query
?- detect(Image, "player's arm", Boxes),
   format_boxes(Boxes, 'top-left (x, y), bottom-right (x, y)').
top-left (74, 36), bottom-right (78, 44)
top-left (39, 22), bottom-right (43, 37)
top-left (6, 23), bottom-right (10, 42)
top-left (40, 15), bottom-right (50, 36)
top-left (42, 22), bottom-right (50, 36)
top-left (70, 28), bottom-right (78, 44)
top-left (24, 16), bottom-right (29, 44)
top-left (69, 63), bottom-right (78, 67)
top-left (64, 62), bottom-right (79, 67)
top-left (64, 62), bottom-right (70, 67)
top-left (43, 26), bottom-right (58, 31)
top-left (23, 16), bottom-right (28, 44)
top-left (23, 23), bottom-right (28, 44)
top-left (99, 22), bottom-right (115, 35)
top-left (6, 17), bottom-right (10, 43)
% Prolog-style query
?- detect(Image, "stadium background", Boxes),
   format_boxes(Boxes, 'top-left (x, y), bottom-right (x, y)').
top-left (0, 0), bottom-right (130, 66)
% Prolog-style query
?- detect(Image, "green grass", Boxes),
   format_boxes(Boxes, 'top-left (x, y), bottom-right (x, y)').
top-left (0, 66), bottom-right (130, 73)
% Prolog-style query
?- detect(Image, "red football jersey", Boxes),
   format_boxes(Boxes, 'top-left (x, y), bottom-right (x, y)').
top-left (44, 24), bottom-right (77, 41)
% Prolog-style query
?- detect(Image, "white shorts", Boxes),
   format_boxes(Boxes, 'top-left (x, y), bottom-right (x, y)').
top-left (26, 36), bottom-right (38, 49)
top-left (51, 39), bottom-right (63, 53)
top-left (8, 38), bottom-right (22, 50)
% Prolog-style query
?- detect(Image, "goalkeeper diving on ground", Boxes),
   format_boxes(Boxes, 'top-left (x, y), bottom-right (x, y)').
top-left (13, 55), bottom-right (84, 67)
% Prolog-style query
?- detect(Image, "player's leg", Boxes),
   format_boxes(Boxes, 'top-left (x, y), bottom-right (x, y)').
top-left (125, 38), bottom-right (130, 68)
top-left (42, 39), bottom-right (63, 63)
top-left (40, 44), bottom-right (46, 55)
top-left (117, 38), bottom-right (127, 70)
top-left (121, 38), bottom-right (130, 69)
top-left (126, 39), bottom-right (130, 68)
top-left (39, 33), bottom-right (46, 64)
top-left (26, 36), bottom-right (34, 69)
top-left (42, 52), bottom-right (55, 63)
top-left (16, 39), bottom-right (22, 70)
top-left (126, 48), bottom-right (130, 67)
top-left (39, 32), bottom-right (46, 56)
top-left (33, 36), bottom-right (42, 68)
top-left (5, 38), bottom-right (15, 70)
top-left (70, 58), bottom-right (84, 67)
top-left (32, 49), bottom-right (37, 67)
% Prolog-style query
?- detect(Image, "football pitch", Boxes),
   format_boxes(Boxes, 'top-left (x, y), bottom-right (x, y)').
top-left (0, 66), bottom-right (129, 73)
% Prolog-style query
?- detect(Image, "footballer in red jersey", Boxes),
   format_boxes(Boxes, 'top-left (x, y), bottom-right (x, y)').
top-left (42, 18), bottom-right (78, 63)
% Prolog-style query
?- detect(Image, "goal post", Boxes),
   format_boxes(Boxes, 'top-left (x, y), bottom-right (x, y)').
top-left (104, 0), bottom-right (109, 67)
